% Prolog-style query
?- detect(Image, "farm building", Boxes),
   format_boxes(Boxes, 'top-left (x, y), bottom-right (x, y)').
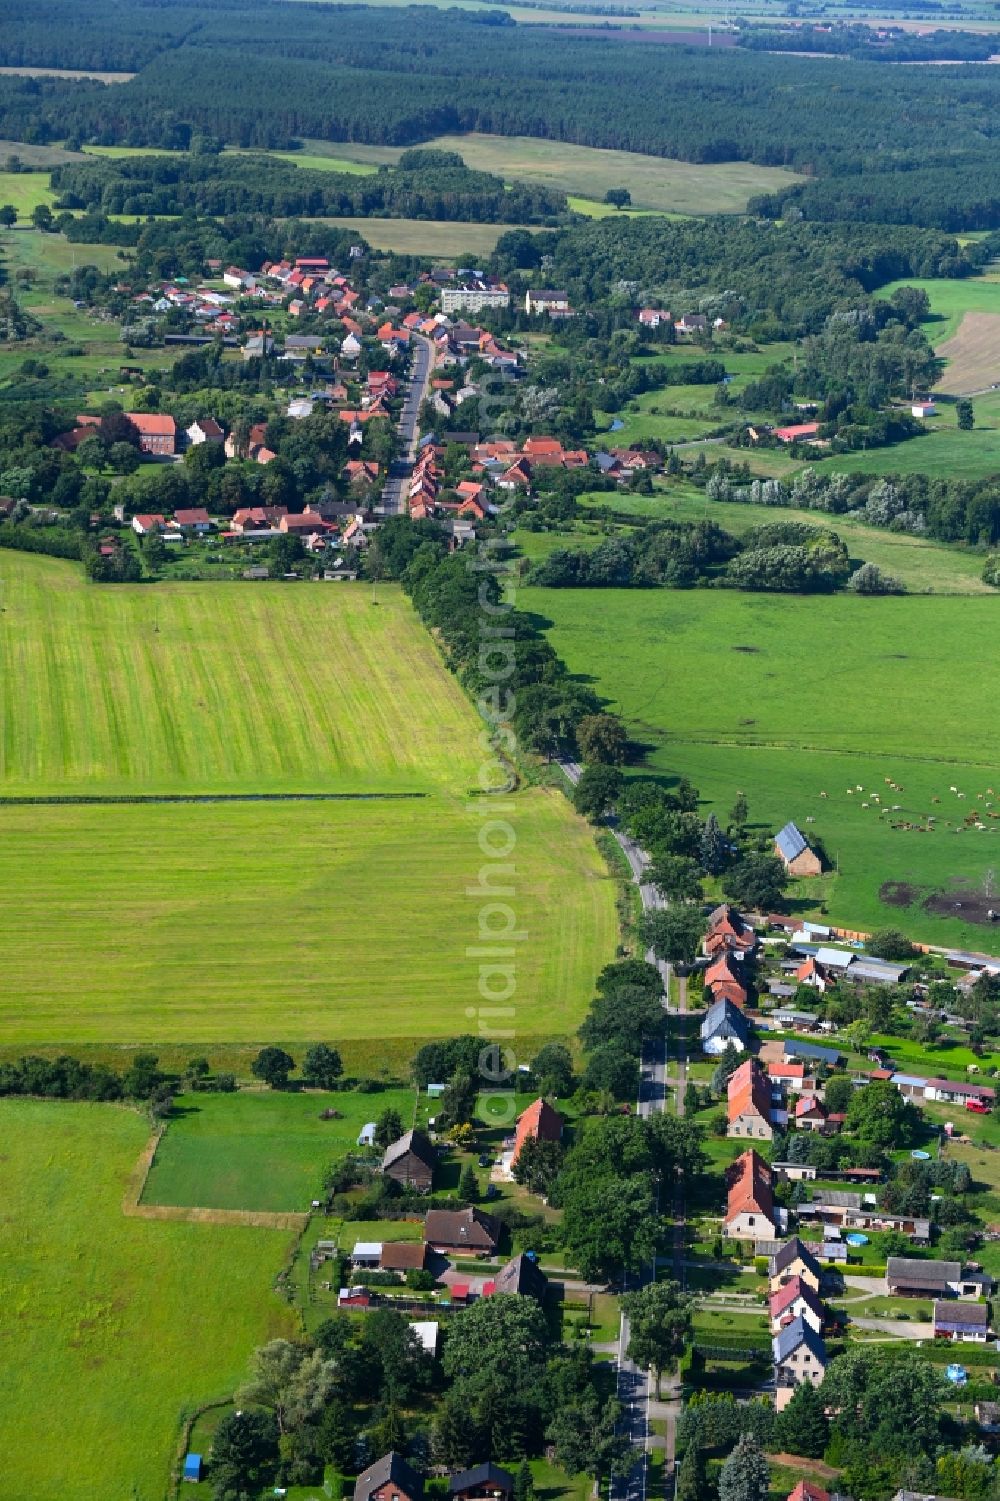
top-left (774, 822), bottom-right (822, 877)
top-left (183, 1454), bottom-right (203, 1483)
top-left (885, 1256), bottom-right (988, 1298)
top-left (784, 1040), bottom-right (842, 1068)
top-left (380, 1241), bottom-right (428, 1273)
top-left (382, 1129), bottom-right (436, 1192)
top-left (934, 1300), bottom-right (990, 1342)
top-left (700, 998), bottom-right (751, 1055)
top-left (355, 1452), bottom-right (425, 1501)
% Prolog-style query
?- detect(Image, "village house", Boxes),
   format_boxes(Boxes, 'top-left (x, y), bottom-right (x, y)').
top-left (424, 1206), bottom-right (499, 1258)
top-left (727, 1059), bottom-right (774, 1140)
top-left (769, 1275), bottom-right (825, 1335)
top-left (448, 1465), bottom-right (515, 1501)
top-left (675, 313), bottom-right (707, 335)
top-left (524, 289), bottom-right (573, 317)
top-left (934, 1300), bottom-right (989, 1342)
top-left (186, 418), bottom-right (224, 446)
top-left (705, 951), bottom-right (749, 1008)
top-left (171, 508), bottom-right (213, 534)
top-left (125, 412), bottom-right (177, 457)
top-left (131, 513), bottom-right (167, 536)
top-left (775, 821), bottom-right (822, 877)
top-left (794, 1095), bottom-right (828, 1132)
top-left (354, 1453), bottom-right (424, 1501)
top-left (485, 1252), bottom-right (548, 1302)
top-left (769, 1238), bottom-right (822, 1294)
top-left (773, 1316), bottom-right (828, 1408)
top-left (504, 1097), bottom-right (563, 1177)
top-left (638, 307), bottom-right (669, 328)
top-left (381, 1129), bottom-right (436, 1193)
top-left (787, 1483), bottom-right (829, 1501)
top-left (700, 998), bottom-right (751, 1056)
top-left (703, 904), bottom-right (757, 958)
top-left (723, 1149), bottom-right (778, 1241)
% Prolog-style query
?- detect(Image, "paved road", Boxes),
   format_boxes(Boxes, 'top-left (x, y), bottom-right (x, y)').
top-left (560, 758), bottom-right (686, 1501)
top-left (379, 333), bottom-right (433, 515)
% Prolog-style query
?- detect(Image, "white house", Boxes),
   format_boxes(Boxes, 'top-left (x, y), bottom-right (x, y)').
top-left (912, 400), bottom-right (936, 419)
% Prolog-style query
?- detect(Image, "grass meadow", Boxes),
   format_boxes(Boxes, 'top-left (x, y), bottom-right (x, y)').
top-left (316, 133), bottom-right (805, 216)
top-left (143, 1088), bottom-right (417, 1212)
top-left (520, 582), bottom-right (1000, 945)
top-left (0, 170), bottom-right (56, 219)
top-left (0, 556), bottom-right (617, 1053)
top-left (0, 1099), bottom-right (296, 1501)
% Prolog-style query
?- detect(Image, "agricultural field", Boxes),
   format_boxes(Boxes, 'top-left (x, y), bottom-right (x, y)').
top-left (603, 343), bottom-right (798, 447)
top-left (313, 215), bottom-right (531, 255)
top-left (0, 555), bottom-right (617, 1055)
top-left (143, 1088), bottom-right (417, 1212)
top-left (519, 581), bottom-right (1000, 945)
top-left (317, 132), bottom-right (806, 216)
top-left (877, 272), bottom-right (1000, 396)
top-left (0, 1098), bottom-right (296, 1501)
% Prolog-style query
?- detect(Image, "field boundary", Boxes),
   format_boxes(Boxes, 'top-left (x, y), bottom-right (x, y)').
top-left (0, 791), bottom-right (428, 806)
top-left (125, 1127), bottom-right (309, 1230)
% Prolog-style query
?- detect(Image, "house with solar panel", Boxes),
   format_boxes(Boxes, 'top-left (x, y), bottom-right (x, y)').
top-left (774, 821), bottom-right (822, 877)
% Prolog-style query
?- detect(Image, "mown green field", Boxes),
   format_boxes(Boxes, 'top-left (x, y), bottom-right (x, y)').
top-left (316, 132), bottom-right (805, 216)
top-left (0, 1099), bottom-right (295, 1501)
top-left (520, 582), bottom-right (1000, 945)
top-left (143, 1088), bottom-right (417, 1211)
top-left (0, 169), bottom-right (55, 218)
top-left (0, 554), bottom-right (480, 795)
top-left (0, 555), bottom-right (617, 1052)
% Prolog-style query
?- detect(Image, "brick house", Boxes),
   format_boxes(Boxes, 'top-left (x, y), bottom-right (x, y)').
top-left (354, 1453), bottom-right (424, 1501)
top-left (723, 1149), bottom-right (777, 1241)
top-left (125, 412), bottom-right (177, 456)
top-left (774, 822), bottom-right (822, 877)
top-left (727, 1059), bottom-right (774, 1140)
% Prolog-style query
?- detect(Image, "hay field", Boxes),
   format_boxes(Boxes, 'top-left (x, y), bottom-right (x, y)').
top-left (0, 555), bottom-right (617, 1051)
top-left (0, 554), bottom-right (479, 794)
top-left (0, 1099), bottom-right (295, 1501)
top-left (936, 312), bottom-right (1000, 394)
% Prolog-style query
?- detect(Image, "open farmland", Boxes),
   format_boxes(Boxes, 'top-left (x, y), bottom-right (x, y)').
top-left (935, 313), bottom-right (1000, 394)
top-left (0, 168), bottom-right (56, 219)
top-left (519, 582), bottom-right (1000, 945)
top-left (0, 1099), bottom-right (295, 1501)
top-left (0, 555), bottom-right (616, 1055)
top-left (311, 132), bottom-right (806, 215)
top-left (143, 1088), bottom-right (417, 1212)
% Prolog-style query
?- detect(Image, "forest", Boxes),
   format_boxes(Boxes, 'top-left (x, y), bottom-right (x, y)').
top-left (493, 218), bottom-right (980, 336)
top-left (49, 149), bottom-right (568, 225)
top-left (749, 162), bottom-right (1000, 233)
top-left (0, 0), bottom-right (999, 228)
top-left (736, 22), bottom-right (998, 62)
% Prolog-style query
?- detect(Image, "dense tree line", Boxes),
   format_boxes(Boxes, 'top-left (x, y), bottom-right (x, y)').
top-left (494, 217), bottom-right (978, 339)
top-left (750, 160), bottom-right (1000, 234)
top-left (50, 150), bottom-right (567, 225)
top-left (736, 22), bottom-right (997, 62)
top-left (533, 517), bottom-right (857, 594)
top-left (1, 2), bottom-right (1000, 206)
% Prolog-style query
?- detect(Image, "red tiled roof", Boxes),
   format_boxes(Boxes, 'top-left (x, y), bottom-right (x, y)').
top-left (125, 412), bottom-right (176, 436)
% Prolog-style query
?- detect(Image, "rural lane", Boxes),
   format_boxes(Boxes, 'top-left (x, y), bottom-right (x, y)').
top-left (559, 757), bottom-right (687, 1501)
top-left (379, 332), bottom-right (433, 515)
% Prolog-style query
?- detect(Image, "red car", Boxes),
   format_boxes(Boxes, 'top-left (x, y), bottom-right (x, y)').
top-left (966, 1099), bottom-right (990, 1114)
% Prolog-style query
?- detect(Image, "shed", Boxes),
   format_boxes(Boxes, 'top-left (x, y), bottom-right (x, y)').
top-left (775, 821), bottom-right (822, 877)
top-left (358, 1122), bottom-right (377, 1147)
top-left (183, 1454), bottom-right (203, 1483)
